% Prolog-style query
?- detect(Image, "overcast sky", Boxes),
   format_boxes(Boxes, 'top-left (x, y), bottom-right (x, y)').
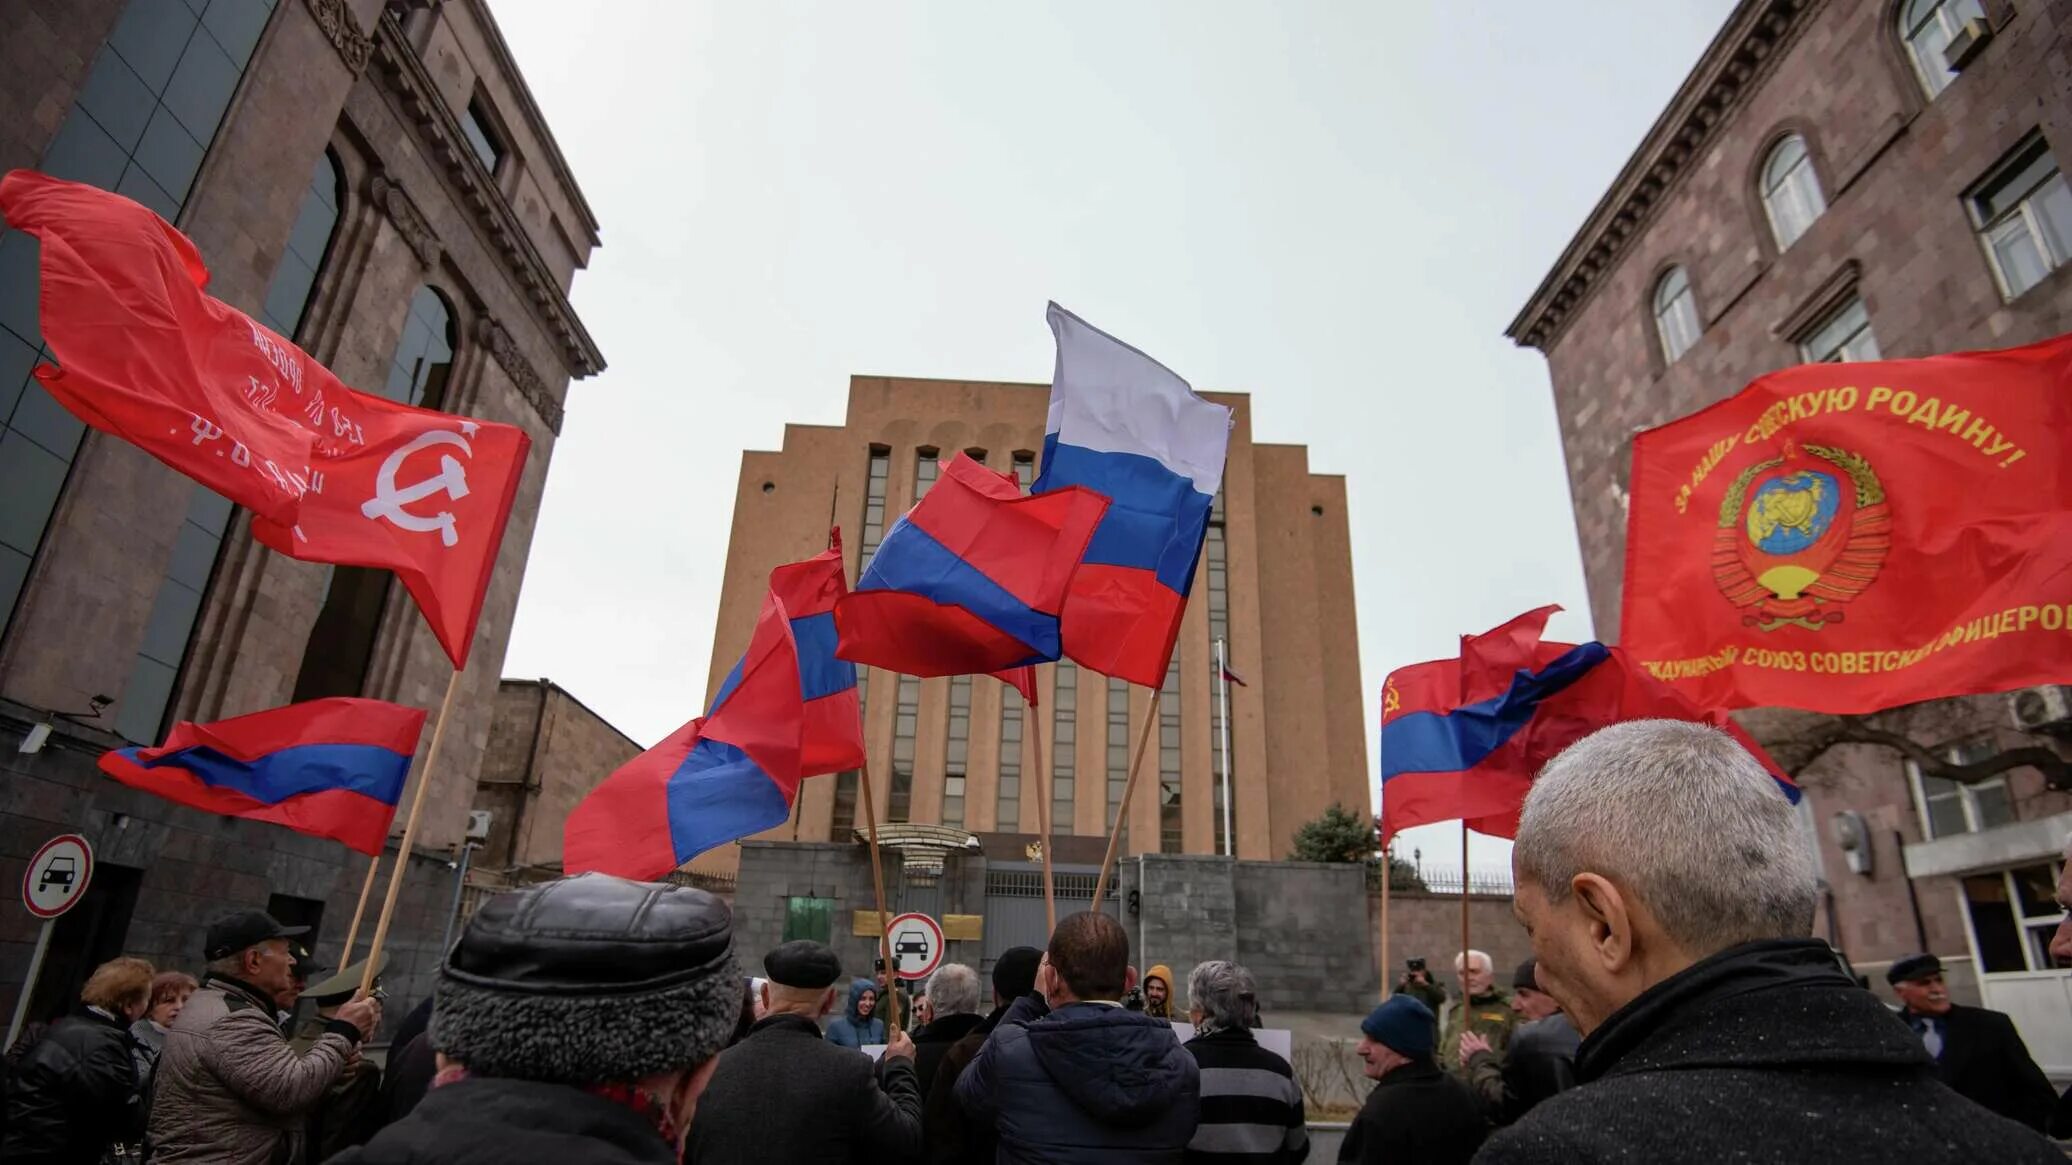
top-left (492, 1), bottom-right (1738, 874)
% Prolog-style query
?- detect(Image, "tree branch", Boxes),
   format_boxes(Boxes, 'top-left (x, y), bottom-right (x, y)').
top-left (1769, 711), bottom-right (2072, 791)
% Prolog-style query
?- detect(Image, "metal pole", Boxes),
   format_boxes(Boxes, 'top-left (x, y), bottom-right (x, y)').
top-left (1217, 638), bottom-right (1233, 858)
top-left (439, 843), bottom-right (477, 958)
top-left (5, 919), bottom-right (55, 1051)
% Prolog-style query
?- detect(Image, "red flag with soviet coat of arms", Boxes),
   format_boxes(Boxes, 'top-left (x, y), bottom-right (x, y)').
top-left (1621, 332), bottom-right (2072, 714)
top-left (0, 169), bottom-right (528, 668)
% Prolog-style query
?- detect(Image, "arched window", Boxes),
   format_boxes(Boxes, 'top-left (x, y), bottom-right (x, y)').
top-left (1652, 267), bottom-right (1701, 365)
top-left (1901, 0), bottom-right (1986, 99)
top-left (293, 284), bottom-right (458, 701)
top-left (260, 150), bottom-right (343, 340)
top-left (384, 286), bottom-right (456, 408)
top-left (1761, 135), bottom-right (1827, 249)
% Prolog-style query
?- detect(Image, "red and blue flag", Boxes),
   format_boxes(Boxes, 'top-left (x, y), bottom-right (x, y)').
top-left (835, 452), bottom-right (1108, 678)
top-left (1380, 607), bottom-right (1797, 842)
top-left (1035, 303), bottom-right (1232, 687)
top-left (566, 541), bottom-right (869, 879)
top-left (98, 698), bottom-right (426, 855)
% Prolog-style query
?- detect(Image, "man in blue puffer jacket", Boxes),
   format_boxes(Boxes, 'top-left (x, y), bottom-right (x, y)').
top-left (955, 911), bottom-right (1199, 1163)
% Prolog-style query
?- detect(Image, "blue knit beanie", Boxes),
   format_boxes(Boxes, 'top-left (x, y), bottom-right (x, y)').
top-left (1360, 994), bottom-right (1435, 1057)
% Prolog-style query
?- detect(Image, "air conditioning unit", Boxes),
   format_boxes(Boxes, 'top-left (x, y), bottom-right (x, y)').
top-left (2009, 686), bottom-right (2072, 734)
top-left (1943, 18), bottom-right (1993, 72)
top-left (464, 810), bottom-right (494, 841)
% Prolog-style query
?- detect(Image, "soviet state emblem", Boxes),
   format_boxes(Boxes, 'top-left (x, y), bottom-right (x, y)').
top-left (1713, 438), bottom-right (1891, 631)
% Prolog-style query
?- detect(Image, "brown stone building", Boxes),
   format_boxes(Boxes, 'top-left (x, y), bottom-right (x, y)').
top-left (694, 375), bottom-right (1368, 876)
top-left (0, 0), bottom-right (600, 1028)
top-left (1509, 0), bottom-right (2072, 1070)
top-left (471, 678), bottom-right (639, 878)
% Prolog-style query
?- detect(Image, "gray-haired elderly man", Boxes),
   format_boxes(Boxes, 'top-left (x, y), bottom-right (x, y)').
top-left (1180, 961), bottom-right (1308, 1164)
top-left (1477, 720), bottom-right (2059, 1164)
top-left (912, 963), bottom-right (983, 1097)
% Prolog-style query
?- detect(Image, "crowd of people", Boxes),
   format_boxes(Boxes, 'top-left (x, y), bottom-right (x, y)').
top-left (5, 718), bottom-right (2071, 1163)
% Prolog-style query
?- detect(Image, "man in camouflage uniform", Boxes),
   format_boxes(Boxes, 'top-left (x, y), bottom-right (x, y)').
top-left (1438, 948), bottom-right (1517, 1078)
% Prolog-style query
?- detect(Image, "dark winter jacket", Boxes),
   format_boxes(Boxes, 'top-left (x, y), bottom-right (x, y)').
top-left (0, 1007), bottom-right (146, 1163)
top-left (381, 1032), bottom-right (438, 1124)
top-left (912, 1010), bottom-right (985, 1099)
top-left (825, 979), bottom-right (888, 1048)
top-left (955, 998), bottom-right (1201, 1164)
top-left (1465, 1011), bottom-right (1578, 1125)
top-left (925, 1000), bottom-right (1030, 1165)
top-left (328, 1075), bottom-right (675, 1165)
top-left (687, 1012), bottom-right (922, 1163)
top-left (1182, 1026), bottom-right (1308, 1164)
top-left (1475, 939), bottom-right (2063, 1164)
top-left (1902, 1002), bottom-right (2056, 1132)
top-left (1338, 1059), bottom-right (1485, 1165)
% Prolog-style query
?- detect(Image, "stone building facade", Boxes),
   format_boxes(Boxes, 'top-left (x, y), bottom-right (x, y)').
top-left (471, 678), bottom-right (640, 877)
top-left (0, 0), bottom-right (600, 1030)
top-left (1508, 0), bottom-right (2072, 1068)
top-left (696, 376), bottom-right (1368, 876)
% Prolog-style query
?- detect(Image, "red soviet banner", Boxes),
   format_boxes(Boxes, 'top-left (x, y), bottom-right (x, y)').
top-left (0, 170), bottom-right (529, 669)
top-left (1622, 333), bottom-right (2072, 714)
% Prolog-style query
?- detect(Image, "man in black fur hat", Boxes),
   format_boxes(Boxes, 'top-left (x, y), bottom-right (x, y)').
top-left (333, 874), bottom-right (740, 1165)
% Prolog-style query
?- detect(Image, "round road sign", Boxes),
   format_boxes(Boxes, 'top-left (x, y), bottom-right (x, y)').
top-left (22, 834), bottom-right (93, 919)
top-left (885, 912), bottom-right (945, 982)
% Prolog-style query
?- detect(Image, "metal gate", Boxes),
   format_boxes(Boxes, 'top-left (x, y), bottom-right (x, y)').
top-left (982, 863), bottom-right (1118, 973)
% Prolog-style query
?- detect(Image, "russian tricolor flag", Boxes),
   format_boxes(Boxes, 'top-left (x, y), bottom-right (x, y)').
top-left (1380, 608), bottom-right (1798, 842)
top-left (1036, 303), bottom-right (1231, 687)
top-left (835, 453), bottom-right (1108, 678)
top-left (566, 542), bottom-right (867, 880)
top-left (98, 698), bottom-right (426, 855)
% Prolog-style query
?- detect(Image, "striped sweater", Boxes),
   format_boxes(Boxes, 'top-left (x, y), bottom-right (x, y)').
top-left (1181, 1027), bottom-right (1310, 1164)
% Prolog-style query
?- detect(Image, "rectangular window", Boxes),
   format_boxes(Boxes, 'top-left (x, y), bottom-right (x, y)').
top-left (829, 771), bottom-right (859, 840)
top-left (1012, 451), bottom-right (1034, 492)
top-left (888, 674), bottom-right (921, 822)
top-left (1798, 297), bottom-right (1880, 364)
top-left (914, 448), bottom-right (940, 502)
top-left (1052, 660), bottom-right (1077, 832)
top-left (1, 0), bottom-right (269, 689)
top-left (1106, 677), bottom-right (1130, 832)
top-left (997, 691), bottom-right (1023, 831)
top-left (1909, 738), bottom-right (2014, 840)
top-left (783, 896), bottom-right (834, 944)
top-left (1159, 655), bottom-right (1183, 853)
top-left (859, 446), bottom-right (890, 572)
top-left (1962, 863), bottom-right (2065, 974)
top-left (460, 98), bottom-right (505, 175)
top-left (1969, 135), bottom-right (2072, 300)
top-left (944, 675), bottom-right (971, 829)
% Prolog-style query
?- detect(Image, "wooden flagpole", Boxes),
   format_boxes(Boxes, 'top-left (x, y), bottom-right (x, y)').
top-left (1092, 688), bottom-right (1162, 908)
top-left (853, 755), bottom-right (901, 1035)
top-left (339, 852), bottom-right (382, 964)
top-left (1379, 838), bottom-right (1392, 1001)
top-left (360, 666), bottom-right (464, 994)
top-left (1459, 820), bottom-right (1471, 1000)
top-left (1026, 689), bottom-right (1056, 932)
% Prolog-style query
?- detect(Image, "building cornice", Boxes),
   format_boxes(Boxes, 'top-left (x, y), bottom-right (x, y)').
top-left (1505, 0), bottom-right (1820, 353)
top-left (370, 12), bottom-right (606, 379)
top-left (458, 0), bottom-right (602, 248)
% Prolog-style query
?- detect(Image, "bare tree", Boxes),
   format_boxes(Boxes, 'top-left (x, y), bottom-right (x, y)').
top-left (1739, 701), bottom-right (2072, 789)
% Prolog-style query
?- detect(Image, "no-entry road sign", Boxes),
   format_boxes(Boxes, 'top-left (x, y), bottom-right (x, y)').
top-left (885, 912), bottom-right (945, 982)
top-left (22, 833), bottom-right (93, 919)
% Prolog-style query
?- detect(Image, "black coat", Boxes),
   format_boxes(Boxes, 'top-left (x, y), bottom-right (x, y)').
top-left (925, 1002), bottom-right (1020, 1165)
top-left (912, 1011), bottom-right (985, 1100)
top-left (1466, 1012), bottom-right (1578, 1125)
top-left (328, 1075), bottom-right (675, 1165)
top-left (954, 998), bottom-right (1200, 1164)
top-left (380, 1033), bottom-right (438, 1125)
top-left (1903, 1003), bottom-right (2056, 1132)
top-left (1475, 939), bottom-right (2063, 1164)
top-left (686, 1012), bottom-right (922, 1164)
top-left (0, 1007), bottom-right (145, 1163)
top-left (1338, 1060), bottom-right (1485, 1165)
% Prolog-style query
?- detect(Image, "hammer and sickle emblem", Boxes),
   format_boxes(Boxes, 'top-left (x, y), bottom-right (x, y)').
top-left (361, 427), bottom-right (474, 546)
top-left (1383, 680), bottom-right (1401, 718)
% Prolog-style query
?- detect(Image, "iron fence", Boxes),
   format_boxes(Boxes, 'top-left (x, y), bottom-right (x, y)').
top-left (1366, 862), bottom-right (1513, 896)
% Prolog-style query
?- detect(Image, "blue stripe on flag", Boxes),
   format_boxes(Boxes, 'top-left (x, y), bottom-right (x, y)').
top-left (790, 611), bottom-right (855, 701)
top-left (665, 738), bottom-right (791, 863)
top-left (1037, 434), bottom-right (1214, 593)
top-left (1379, 643), bottom-right (1610, 780)
top-left (121, 742), bottom-right (411, 807)
top-left (856, 518), bottom-right (1059, 660)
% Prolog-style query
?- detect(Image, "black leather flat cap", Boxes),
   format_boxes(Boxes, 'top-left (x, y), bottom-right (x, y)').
top-left (444, 873), bottom-right (734, 996)
top-left (765, 940), bottom-right (842, 989)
